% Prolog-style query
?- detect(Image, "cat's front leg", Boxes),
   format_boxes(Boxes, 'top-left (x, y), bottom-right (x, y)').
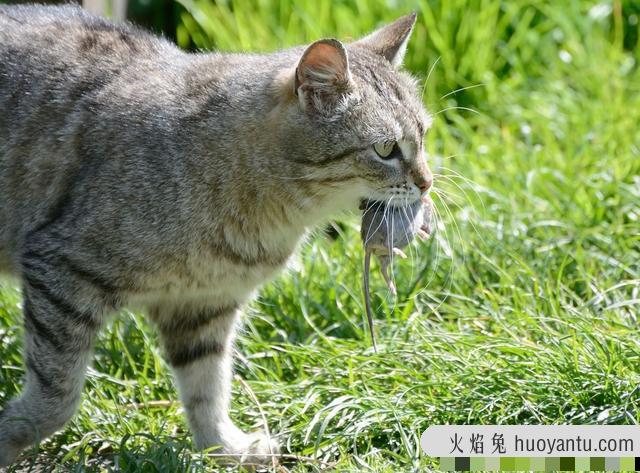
top-left (150, 303), bottom-right (279, 464)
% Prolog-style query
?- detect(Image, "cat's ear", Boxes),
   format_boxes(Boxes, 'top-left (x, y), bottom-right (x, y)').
top-left (295, 38), bottom-right (353, 113)
top-left (355, 12), bottom-right (417, 67)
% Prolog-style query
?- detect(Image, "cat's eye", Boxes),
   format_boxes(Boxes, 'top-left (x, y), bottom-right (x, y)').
top-left (373, 141), bottom-right (397, 159)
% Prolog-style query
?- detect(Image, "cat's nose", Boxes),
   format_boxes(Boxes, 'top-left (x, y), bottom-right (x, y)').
top-left (413, 169), bottom-right (433, 194)
top-left (417, 177), bottom-right (432, 193)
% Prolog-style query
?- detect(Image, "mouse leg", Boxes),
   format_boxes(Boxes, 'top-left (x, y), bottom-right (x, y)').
top-left (421, 196), bottom-right (434, 236)
top-left (378, 256), bottom-right (397, 296)
top-left (392, 247), bottom-right (407, 259)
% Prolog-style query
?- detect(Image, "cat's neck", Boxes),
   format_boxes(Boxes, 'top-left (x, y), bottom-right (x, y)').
top-left (180, 56), bottom-right (363, 257)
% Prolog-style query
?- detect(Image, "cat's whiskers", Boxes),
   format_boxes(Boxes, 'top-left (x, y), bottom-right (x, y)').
top-left (415, 197), bottom-right (442, 294)
top-left (412, 198), bottom-right (447, 303)
top-left (433, 175), bottom-right (475, 207)
top-left (432, 175), bottom-right (484, 241)
top-left (439, 83), bottom-right (486, 100)
top-left (388, 196), bottom-right (397, 294)
top-left (362, 193), bottom-right (393, 248)
top-left (380, 195), bottom-right (395, 314)
top-left (420, 56), bottom-right (441, 102)
top-left (436, 166), bottom-right (485, 190)
top-left (400, 195), bottom-right (416, 285)
top-left (430, 153), bottom-right (462, 163)
top-left (433, 106), bottom-right (480, 116)
top-left (436, 165), bottom-right (488, 210)
top-left (415, 189), bottom-right (464, 313)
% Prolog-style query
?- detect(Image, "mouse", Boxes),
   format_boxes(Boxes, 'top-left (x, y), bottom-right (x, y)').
top-left (360, 196), bottom-right (433, 351)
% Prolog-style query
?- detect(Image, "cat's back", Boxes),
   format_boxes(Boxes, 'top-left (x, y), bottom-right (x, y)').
top-left (0, 4), bottom-right (168, 59)
top-left (0, 5), bottom-right (185, 271)
top-left (0, 4), bottom-right (180, 100)
top-left (0, 4), bottom-right (183, 132)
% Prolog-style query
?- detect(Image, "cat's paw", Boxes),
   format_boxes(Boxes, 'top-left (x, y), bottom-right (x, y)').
top-left (224, 431), bottom-right (280, 467)
top-left (200, 425), bottom-right (280, 468)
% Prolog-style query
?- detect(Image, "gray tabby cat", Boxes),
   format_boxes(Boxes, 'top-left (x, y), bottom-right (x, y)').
top-left (0, 4), bottom-right (432, 466)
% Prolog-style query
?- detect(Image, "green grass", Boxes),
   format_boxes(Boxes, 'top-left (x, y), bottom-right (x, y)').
top-left (2, 0), bottom-right (640, 471)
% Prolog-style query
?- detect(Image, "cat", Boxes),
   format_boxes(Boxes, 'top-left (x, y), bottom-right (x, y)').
top-left (0, 4), bottom-right (432, 466)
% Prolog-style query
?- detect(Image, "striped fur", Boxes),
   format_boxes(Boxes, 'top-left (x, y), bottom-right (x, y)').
top-left (0, 5), bottom-right (431, 466)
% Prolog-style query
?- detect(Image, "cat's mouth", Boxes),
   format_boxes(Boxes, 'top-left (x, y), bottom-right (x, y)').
top-left (359, 193), bottom-right (423, 210)
top-left (359, 195), bottom-right (423, 211)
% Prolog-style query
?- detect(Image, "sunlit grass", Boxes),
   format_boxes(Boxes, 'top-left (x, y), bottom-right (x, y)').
top-left (1, 0), bottom-right (639, 471)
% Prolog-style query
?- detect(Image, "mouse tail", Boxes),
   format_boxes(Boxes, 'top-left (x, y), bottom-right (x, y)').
top-left (363, 250), bottom-right (378, 353)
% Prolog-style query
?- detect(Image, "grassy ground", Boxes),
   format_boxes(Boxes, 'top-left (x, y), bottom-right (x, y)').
top-left (1, 0), bottom-right (640, 471)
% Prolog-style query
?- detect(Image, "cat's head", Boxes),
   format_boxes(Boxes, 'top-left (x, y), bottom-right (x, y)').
top-left (278, 13), bottom-right (432, 210)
